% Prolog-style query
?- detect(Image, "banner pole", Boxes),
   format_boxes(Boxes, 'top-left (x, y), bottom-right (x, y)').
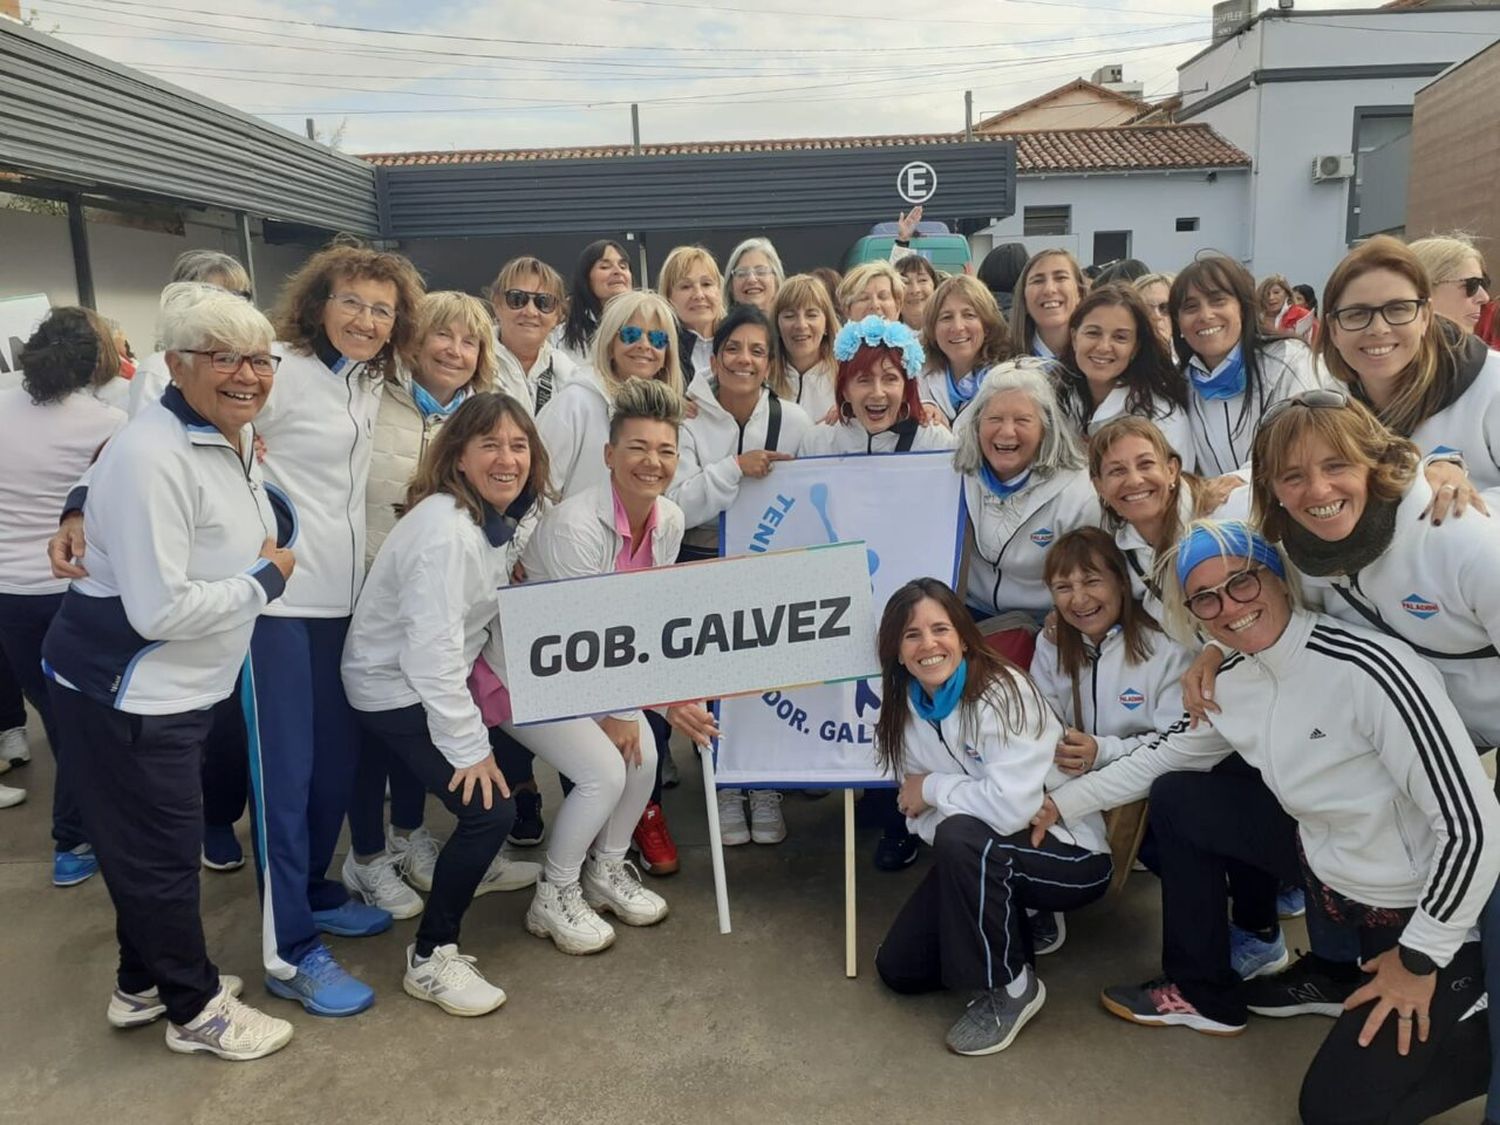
top-left (700, 743), bottom-right (732, 934)
top-left (844, 788), bottom-right (857, 978)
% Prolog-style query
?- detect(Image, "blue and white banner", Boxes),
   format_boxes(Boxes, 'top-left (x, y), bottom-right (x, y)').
top-left (714, 451), bottom-right (965, 786)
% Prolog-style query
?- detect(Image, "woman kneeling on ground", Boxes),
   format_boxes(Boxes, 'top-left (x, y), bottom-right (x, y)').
top-left (873, 578), bottom-right (1112, 1056)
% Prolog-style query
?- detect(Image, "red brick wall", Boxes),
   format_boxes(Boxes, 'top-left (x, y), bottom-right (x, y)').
top-left (1407, 42), bottom-right (1500, 256)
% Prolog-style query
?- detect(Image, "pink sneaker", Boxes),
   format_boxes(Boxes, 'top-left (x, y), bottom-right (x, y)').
top-left (1100, 977), bottom-right (1246, 1036)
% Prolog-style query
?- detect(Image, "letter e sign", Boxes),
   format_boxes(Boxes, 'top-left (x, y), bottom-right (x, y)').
top-left (897, 161), bottom-right (937, 205)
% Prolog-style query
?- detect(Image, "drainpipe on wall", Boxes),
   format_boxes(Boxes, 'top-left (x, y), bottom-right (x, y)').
top-left (66, 194), bottom-right (96, 310)
top-left (629, 103), bottom-right (647, 281)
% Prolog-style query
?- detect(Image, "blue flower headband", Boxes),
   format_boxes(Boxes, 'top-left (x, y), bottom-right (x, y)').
top-left (833, 315), bottom-right (925, 379)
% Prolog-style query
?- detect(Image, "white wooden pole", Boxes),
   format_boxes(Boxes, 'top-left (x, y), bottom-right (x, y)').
top-left (700, 743), bottom-right (732, 934)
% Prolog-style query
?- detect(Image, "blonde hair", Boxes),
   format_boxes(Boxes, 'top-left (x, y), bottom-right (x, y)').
top-left (658, 245), bottom-right (723, 301)
top-left (837, 261), bottom-right (905, 317)
top-left (769, 273), bottom-right (840, 399)
top-left (1134, 272), bottom-right (1175, 294)
top-left (405, 291), bottom-right (497, 394)
top-left (1256, 274), bottom-right (1293, 308)
top-left (921, 275), bottom-right (1011, 374)
top-left (590, 290), bottom-right (684, 401)
top-left (1152, 518), bottom-right (1303, 647)
top-left (488, 256), bottom-right (566, 310)
top-left (609, 377), bottom-right (684, 443)
top-left (1408, 233), bottom-right (1486, 292)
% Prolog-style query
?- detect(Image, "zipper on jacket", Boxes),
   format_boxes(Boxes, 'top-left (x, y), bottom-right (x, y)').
top-left (928, 719), bottom-right (969, 773)
top-left (1088, 649), bottom-right (1100, 733)
top-left (344, 371), bottom-right (360, 608)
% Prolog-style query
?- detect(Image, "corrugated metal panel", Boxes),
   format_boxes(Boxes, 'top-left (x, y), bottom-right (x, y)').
top-left (0, 22), bottom-right (378, 233)
top-left (378, 142), bottom-right (1017, 239)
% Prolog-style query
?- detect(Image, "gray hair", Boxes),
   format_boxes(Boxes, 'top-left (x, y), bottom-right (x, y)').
top-left (169, 249), bottom-right (252, 297)
top-left (951, 357), bottom-right (1084, 477)
top-left (723, 237), bottom-right (785, 308)
top-left (159, 281), bottom-right (274, 355)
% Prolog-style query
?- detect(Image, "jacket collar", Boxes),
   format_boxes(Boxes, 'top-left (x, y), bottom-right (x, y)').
top-left (313, 330), bottom-right (367, 378)
top-left (591, 481), bottom-right (665, 543)
top-left (480, 489), bottom-right (535, 548)
top-left (1244, 606), bottom-right (1315, 677)
top-left (160, 385), bottom-right (248, 451)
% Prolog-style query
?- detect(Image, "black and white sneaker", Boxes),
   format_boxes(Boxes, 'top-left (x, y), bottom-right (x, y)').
top-left (1028, 910), bottom-right (1066, 956)
top-left (508, 789), bottom-right (544, 847)
top-left (1244, 952), bottom-right (1356, 1018)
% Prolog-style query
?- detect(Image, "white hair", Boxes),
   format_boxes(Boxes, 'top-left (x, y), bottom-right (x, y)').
top-left (951, 358), bottom-right (1085, 478)
top-left (158, 281), bottom-right (274, 355)
top-left (723, 237), bottom-right (785, 308)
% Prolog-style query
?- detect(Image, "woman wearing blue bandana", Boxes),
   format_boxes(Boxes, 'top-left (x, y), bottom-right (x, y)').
top-left (952, 360), bottom-right (1100, 624)
top-left (346, 292), bottom-right (539, 923)
top-left (871, 577), bottom-right (1112, 1057)
top-left (1036, 519), bottom-right (1499, 1123)
top-left (1170, 255), bottom-right (1325, 484)
top-left (915, 275), bottom-right (1013, 424)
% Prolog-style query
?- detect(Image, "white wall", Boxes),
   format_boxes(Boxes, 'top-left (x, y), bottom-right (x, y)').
top-left (0, 204), bottom-right (318, 351)
top-left (974, 169), bottom-right (1251, 273)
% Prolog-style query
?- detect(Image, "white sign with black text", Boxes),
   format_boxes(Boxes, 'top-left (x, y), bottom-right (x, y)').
top-left (495, 542), bottom-right (877, 725)
top-left (0, 294), bottom-right (51, 391)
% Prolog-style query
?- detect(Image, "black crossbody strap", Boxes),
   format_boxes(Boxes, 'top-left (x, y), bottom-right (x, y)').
top-left (1331, 585), bottom-right (1498, 661)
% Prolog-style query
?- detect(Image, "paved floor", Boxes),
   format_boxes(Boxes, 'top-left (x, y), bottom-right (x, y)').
top-left (0, 724), bottom-right (1483, 1125)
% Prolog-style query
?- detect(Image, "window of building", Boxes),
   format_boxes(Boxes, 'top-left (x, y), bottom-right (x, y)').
top-left (1092, 230), bottom-right (1131, 267)
top-left (1347, 106), bottom-right (1413, 244)
top-left (1023, 205), bottom-right (1071, 237)
top-left (1176, 216), bottom-right (1200, 232)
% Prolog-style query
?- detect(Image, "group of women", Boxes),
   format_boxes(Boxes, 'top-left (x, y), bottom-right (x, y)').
top-left (2, 217), bottom-right (1499, 1122)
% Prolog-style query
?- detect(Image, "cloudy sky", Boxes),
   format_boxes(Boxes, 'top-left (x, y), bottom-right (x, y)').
top-left (20, 0), bottom-right (1376, 155)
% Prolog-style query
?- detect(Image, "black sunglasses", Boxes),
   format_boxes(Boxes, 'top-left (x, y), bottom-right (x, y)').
top-left (503, 289), bottom-right (559, 314)
top-left (1444, 275), bottom-right (1491, 299)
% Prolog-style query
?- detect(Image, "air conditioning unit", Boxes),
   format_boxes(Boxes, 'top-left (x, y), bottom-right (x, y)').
top-left (1312, 154), bottom-right (1355, 183)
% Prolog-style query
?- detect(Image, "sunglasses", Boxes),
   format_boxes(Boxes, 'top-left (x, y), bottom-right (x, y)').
top-left (1443, 275), bottom-right (1491, 299)
top-left (618, 325), bottom-right (670, 349)
top-left (502, 289), bottom-right (559, 314)
top-left (1259, 387), bottom-right (1348, 428)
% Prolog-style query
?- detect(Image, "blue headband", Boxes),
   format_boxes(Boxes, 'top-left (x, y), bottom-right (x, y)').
top-left (1174, 521), bottom-right (1286, 588)
top-left (832, 315), bottom-right (925, 378)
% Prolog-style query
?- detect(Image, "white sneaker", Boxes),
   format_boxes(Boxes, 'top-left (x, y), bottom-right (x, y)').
top-left (475, 852), bottom-right (541, 896)
top-left (164, 983), bottom-right (294, 1060)
top-left (0, 781), bottom-right (24, 808)
top-left (388, 826), bottom-right (442, 892)
top-left (342, 851), bottom-right (423, 919)
top-left (525, 874), bottom-right (616, 955)
top-left (582, 854), bottom-right (668, 927)
top-left (748, 790), bottom-right (786, 845)
top-left (109, 974), bottom-right (243, 1028)
top-left (717, 789), bottom-right (750, 846)
top-left (0, 726), bottom-right (28, 766)
top-left (403, 943), bottom-right (506, 1017)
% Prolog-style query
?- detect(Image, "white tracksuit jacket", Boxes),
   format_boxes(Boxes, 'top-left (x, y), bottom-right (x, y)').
top-left (41, 386), bottom-right (284, 714)
top-left (1052, 609), bottom-right (1500, 968)
top-left (963, 468), bottom-right (1101, 620)
top-left (1185, 339), bottom-right (1324, 477)
top-left (1069, 384), bottom-right (1193, 465)
top-left (670, 376), bottom-right (812, 550)
top-left (801, 417), bottom-right (958, 456)
top-left (1030, 625), bottom-right (1195, 768)
top-left (1409, 345), bottom-right (1500, 494)
top-left (1295, 474), bottom-right (1500, 748)
top-left (902, 669), bottom-right (1109, 856)
top-left (785, 360), bottom-right (836, 424)
top-left (342, 493), bottom-right (518, 769)
top-left (534, 369), bottom-right (617, 500)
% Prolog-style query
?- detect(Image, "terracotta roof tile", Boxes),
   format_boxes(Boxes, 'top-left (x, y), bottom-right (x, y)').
top-left (360, 124), bottom-right (1250, 175)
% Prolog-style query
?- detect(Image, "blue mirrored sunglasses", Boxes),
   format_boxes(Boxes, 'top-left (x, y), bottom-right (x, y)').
top-left (619, 325), bottom-right (669, 349)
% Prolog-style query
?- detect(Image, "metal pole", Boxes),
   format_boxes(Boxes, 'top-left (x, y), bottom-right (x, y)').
top-left (965, 90), bottom-right (974, 140)
top-left (66, 194), bottom-right (96, 310)
top-left (305, 117), bottom-right (316, 141)
top-left (235, 211), bottom-right (258, 302)
top-left (631, 103), bottom-right (641, 155)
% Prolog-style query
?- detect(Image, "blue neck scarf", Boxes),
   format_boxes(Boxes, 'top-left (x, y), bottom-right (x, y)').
top-left (979, 461), bottom-right (1032, 499)
top-left (946, 366), bottom-right (983, 414)
top-left (412, 382), bottom-right (467, 419)
top-left (1189, 344), bottom-right (1246, 402)
top-left (909, 658), bottom-right (967, 723)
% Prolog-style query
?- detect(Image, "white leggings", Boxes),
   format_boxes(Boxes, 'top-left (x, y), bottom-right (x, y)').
top-left (499, 715), bottom-right (657, 886)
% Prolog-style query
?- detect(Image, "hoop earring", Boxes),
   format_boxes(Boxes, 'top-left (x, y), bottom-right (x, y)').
top-left (897, 402), bottom-right (911, 422)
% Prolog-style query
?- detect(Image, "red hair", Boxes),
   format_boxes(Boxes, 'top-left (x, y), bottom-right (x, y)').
top-left (834, 344), bottom-right (924, 423)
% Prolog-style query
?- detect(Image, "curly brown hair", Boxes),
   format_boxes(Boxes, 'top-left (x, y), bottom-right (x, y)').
top-left (273, 241), bottom-right (425, 380)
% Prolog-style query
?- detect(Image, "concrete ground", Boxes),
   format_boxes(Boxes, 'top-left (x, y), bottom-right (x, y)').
top-left (0, 722), bottom-right (1484, 1125)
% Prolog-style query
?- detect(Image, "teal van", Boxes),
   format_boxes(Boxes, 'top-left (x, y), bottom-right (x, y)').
top-left (843, 223), bottom-right (971, 275)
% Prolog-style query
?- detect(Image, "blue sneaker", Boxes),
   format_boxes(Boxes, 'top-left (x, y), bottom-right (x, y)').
top-left (1230, 925), bottom-right (1290, 980)
top-left (201, 824), bottom-right (245, 872)
top-left (1277, 886), bottom-right (1307, 919)
top-left (312, 899), bottom-right (392, 937)
top-left (265, 945), bottom-right (374, 1017)
top-left (53, 845), bottom-right (98, 887)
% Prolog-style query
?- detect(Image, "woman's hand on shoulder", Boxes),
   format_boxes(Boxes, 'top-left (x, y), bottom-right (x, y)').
top-left (1182, 645), bottom-right (1225, 728)
top-left (1420, 460), bottom-right (1487, 525)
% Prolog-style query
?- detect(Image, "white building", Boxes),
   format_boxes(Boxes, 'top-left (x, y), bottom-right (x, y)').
top-left (1176, 2), bottom-right (1500, 288)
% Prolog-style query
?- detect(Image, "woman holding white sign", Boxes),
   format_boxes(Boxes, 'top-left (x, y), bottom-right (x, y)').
top-left (509, 378), bottom-right (681, 952)
top-left (342, 392), bottom-right (546, 1016)
top-left (873, 577), bottom-right (1112, 1056)
top-left (672, 304), bottom-right (812, 850)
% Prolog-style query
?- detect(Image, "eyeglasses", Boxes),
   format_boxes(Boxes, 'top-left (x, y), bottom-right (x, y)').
top-left (1441, 275), bottom-right (1491, 299)
top-left (502, 288), bottom-right (560, 314)
top-left (1327, 298), bottom-right (1426, 332)
top-left (618, 325), bottom-right (670, 349)
top-left (182, 350), bottom-right (281, 376)
top-left (329, 293), bottom-right (396, 324)
top-left (1184, 565), bottom-right (1264, 622)
top-left (731, 266), bottom-right (774, 282)
top-left (1259, 387), bottom-right (1349, 428)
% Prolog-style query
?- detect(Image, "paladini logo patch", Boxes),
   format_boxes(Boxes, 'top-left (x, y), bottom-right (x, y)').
top-left (1401, 593), bottom-right (1439, 620)
top-left (1030, 527), bottom-right (1054, 548)
top-left (1119, 688), bottom-right (1145, 711)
